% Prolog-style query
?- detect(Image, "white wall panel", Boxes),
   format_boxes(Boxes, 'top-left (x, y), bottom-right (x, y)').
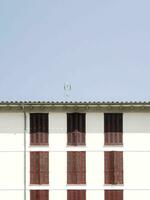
top-left (86, 152), bottom-right (104, 187)
top-left (124, 113), bottom-right (150, 133)
top-left (50, 152), bottom-right (67, 187)
top-left (0, 152), bottom-right (24, 188)
top-left (50, 190), bottom-right (66, 200)
top-left (87, 190), bottom-right (104, 200)
top-left (0, 191), bottom-right (24, 200)
top-left (86, 113), bottom-right (104, 149)
top-left (123, 113), bottom-right (150, 149)
top-left (0, 113), bottom-right (24, 133)
top-left (124, 152), bottom-right (150, 187)
top-left (124, 133), bottom-right (150, 149)
top-left (124, 190), bottom-right (150, 200)
top-left (0, 113), bottom-right (24, 150)
top-left (49, 113), bottom-right (67, 149)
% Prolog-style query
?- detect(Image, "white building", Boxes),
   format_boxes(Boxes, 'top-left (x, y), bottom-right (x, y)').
top-left (0, 101), bottom-right (150, 200)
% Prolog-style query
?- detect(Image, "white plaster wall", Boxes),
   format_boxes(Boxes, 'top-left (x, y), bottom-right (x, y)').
top-left (124, 190), bottom-right (150, 200)
top-left (0, 113), bottom-right (24, 150)
top-left (87, 190), bottom-right (104, 200)
top-left (0, 152), bottom-right (24, 188)
top-left (124, 152), bottom-right (150, 188)
top-left (49, 190), bottom-right (67, 200)
top-left (0, 113), bottom-right (24, 133)
top-left (124, 113), bottom-right (150, 133)
top-left (86, 113), bottom-right (104, 150)
top-left (0, 191), bottom-right (24, 200)
top-left (49, 113), bottom-right (67, 150)
top-left (124, 113), bottom-right (150, 149)
top-left (26, 113), bottom-right (30, 147)
top-left (50, 152), bottom-right (67, 188)
top-left (86, 152), bottom-right (104, 187)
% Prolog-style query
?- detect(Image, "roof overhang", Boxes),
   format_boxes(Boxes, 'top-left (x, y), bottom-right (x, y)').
top-left (0, 101), bottom-right (150, 112)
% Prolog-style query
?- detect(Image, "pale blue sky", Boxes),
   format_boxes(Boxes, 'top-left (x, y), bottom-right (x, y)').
top-left (0, 0), bottom-right (150, 101)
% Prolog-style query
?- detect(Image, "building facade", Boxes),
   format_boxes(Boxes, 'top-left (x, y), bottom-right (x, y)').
top-left (0, 101), bottom-right (150, 200)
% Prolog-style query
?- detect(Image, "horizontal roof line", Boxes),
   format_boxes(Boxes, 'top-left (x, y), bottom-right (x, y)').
top-left (0, 101), bottom-right (150, 105)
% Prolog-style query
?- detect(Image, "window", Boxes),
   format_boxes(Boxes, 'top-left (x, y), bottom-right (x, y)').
top-left (67, 113), bottom-right (86, 146)
top-left (105, 190), bottom-right (123, 200)
top-left (30, 190), bottom-right (49, 200)
top-left (30, 152), bottom-right (49, 184)
top-left (67, 190), bottom-right (86, 200)
top-left (67, 152), bottom-right (86, 184)
top-left (30, 113), bottom-right (49, 145)
top-left (104, 113), bottom-right (123, 145)
top-left (105, 151), bottom-right (123, 184)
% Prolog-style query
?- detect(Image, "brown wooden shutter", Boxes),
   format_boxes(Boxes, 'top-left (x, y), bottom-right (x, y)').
top-left (30, 152), bottom-right (40, 184)
top-left (39, 152), bottom-right (49, 184)
top-left (105, 151), bottom-right (123, 185)
top-left (114, 151), bottom-right (123, 184)
top-left (67, 152), bottom-right (86, 184)
top-left (30, 190), bottom-right (49, 200)
top-left (104, 113), bottom-right (123, 145)
top-left (104, 151), bottom-right (114, 184)
top-left (67, 113), bottom-right (85, 146)
top-left (30, 113), bottom-right (48, 145)
top-left (67, 190), bottom-right (86, 200)
top-left (105, 190), bottom-right (123, 200)
top-left (30, 152), bottom-right (49, 185)
top-left (67, 152), bottom-right (77, 184)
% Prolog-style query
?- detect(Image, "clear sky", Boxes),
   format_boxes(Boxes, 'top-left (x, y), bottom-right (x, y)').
top-left (0, 0), bottom-right (150, 102)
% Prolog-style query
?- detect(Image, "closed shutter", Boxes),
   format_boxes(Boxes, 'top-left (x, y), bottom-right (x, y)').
top-left (67, 152), bottom-right (86, 184)
top-left (67, 152), bottom-right (78, 184)
top-left (30, 152), bottom-right (49, 185)
top-left (77, 152), bottom-right (86, 184)
top-left (104, 113), bottom-right (123, 145)
top-left (105, 190), bottom-right (123, 200)
top-left (30, 113), bottom-right (48, 145)
top-left (30, 190), bottom-right (49, 200)
top-left (105, 151), bottom-right (123, 184)
top-left (30, 152), bottom-right (40, 184)
top-left (67, 113), bottom-right (85, 146)
top-left (114, 151), bottom-right (123, 184)
top-left (104, 152), bottom-right (114, 184)
top-left (67, 190), bottom-right (86, 200)
top-left (39, 152), bottom-right (49, 184)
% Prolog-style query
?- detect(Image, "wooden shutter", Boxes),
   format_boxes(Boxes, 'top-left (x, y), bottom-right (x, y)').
top-left (104, 113), bottom-right (123, 145)
top-left (39, 152), bottom-right (49, 184)
top-left (30, 152), bottom-right (40, 184)
top-left (105, 151), bottom-right (114, 184)
top-left (67, 190), bottom-right (86, 200)
top-left (67, 113), bottom-right (85, 146)
top-left (30, 113), bottom-right (48, 145)
top-left (105, 151), bottom-right (123, 184)
top-left (67, 152), bottom-right (86, 184)
top-left (114, 151), bottom-right (123, 184)
top-left (30, 152), bottom-right (49, 185)
top-left (105, 190), bottom-right (123, 200)
top-left (30, 190), bottom-right (49, 200)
